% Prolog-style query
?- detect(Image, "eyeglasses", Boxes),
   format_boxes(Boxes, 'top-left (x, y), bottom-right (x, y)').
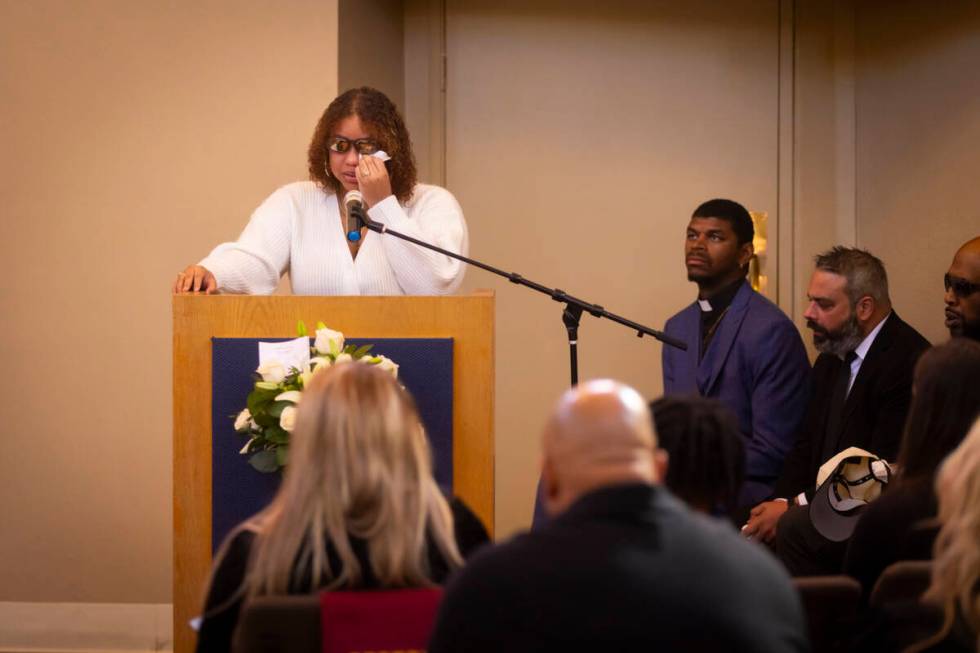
top-left (327, 137), bottom-right (380, 155)
top-left (944, 273), bottom-right (980, 298)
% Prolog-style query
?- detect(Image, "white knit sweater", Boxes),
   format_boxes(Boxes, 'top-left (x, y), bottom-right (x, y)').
top-left (200, 181), bottom-right (469, 295)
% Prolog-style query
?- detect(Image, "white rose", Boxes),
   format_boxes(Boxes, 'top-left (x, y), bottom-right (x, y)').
top-left (275, 390), bottom-right (302, 404)
top-left (234, 409), bottom-right (253, 432)
top-left (310, 356), bottom-right (332, 374)
top-left (335, 353), bottom-right (353, 364)
top-left (238, 437), bottom-right (256, 454)
top-left (299, 370), bottom-right (313, 388)
top-left (256, 360), bottom-right (287, 384)
top-left (280, 405), bottom-right (297, 433)
top-left (374, 355), bottom-right (399, 378)
top-left (314, 327), bottom-right (345, 356)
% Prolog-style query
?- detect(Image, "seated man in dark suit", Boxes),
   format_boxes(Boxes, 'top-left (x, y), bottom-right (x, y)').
top-left (429, 380), bottom-right (807, 653)
top-left (742, 246), bottom-right (930, 576)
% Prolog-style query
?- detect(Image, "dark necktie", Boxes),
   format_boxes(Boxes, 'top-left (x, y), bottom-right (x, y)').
top-left (822, 351), bottom-right (857, 464)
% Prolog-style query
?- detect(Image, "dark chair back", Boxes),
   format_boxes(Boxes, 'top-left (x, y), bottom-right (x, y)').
top-left (870, 560), bottom-right (933, 609)
top-left (232, 595), bottom-right (320, 653)
top-left (793, 575), bottom-right (862, 653)
top-left (231, 588), bottom-right (443, 653)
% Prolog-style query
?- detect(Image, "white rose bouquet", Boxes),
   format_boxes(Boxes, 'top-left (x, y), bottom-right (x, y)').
top-left (234, 320), bottom-right (398, 473)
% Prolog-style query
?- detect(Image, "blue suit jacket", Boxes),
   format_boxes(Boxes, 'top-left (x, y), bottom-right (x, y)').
top-left (662, 281), bottom-right (810, 505)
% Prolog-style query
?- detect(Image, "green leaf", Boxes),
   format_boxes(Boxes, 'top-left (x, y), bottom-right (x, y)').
top-left (252, 413), bottom-right (276, 428)
top-left (296, 320), bottom-right (308, 337)
top-left (246, 395), bottom-right (268, 417)
top-left (267, 400), bottom-right (292, 419)
top-left (316, 321), bottom-right (327, 331)
top-left (265, 425), bottom-right (289, 444)
top-left (352, 344), bottom-right (374, 358)
top-left (275, 445), bottom-right (289, 467)
top-left (246, 387), bottom-right (279, 416)
top-left (249, 450), bottom-right (279, 473)
top-left (251, 385), bottom-right (280, 399)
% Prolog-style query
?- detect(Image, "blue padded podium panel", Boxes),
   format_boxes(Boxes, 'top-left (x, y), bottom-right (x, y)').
top-left (211, 337), bottom-right (453, 552)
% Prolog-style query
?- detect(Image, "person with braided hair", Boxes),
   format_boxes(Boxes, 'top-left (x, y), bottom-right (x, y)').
top-left (650, 395), bottom-right (746, 515)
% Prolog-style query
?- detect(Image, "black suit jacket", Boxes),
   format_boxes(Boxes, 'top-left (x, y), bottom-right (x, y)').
top-left (429, 485), bottom-right (808, 653)
top-left (773, 311), bottom-right (930, 501)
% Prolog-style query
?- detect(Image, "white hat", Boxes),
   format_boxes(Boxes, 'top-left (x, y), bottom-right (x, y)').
top-left (810, 448), bottom-right (892, 542)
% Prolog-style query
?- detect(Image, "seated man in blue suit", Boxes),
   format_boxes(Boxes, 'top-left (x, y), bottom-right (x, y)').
top-left (662, 199), bottom-right (810, 507)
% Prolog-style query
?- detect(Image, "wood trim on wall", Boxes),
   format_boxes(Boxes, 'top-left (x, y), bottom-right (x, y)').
top-left (0, 602), bottom-right (172, 653)
top-left (777, 0), bottom-right (797, 316)
top-left (404, 0), bottom-right (447, 187)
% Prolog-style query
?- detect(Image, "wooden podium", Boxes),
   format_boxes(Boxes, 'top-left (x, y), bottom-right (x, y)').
top-left (172, 292), bottom-right (494, 653)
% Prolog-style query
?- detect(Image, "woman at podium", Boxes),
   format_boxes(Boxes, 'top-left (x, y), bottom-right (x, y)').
top-left (173, 87), bottom-right (468, 295)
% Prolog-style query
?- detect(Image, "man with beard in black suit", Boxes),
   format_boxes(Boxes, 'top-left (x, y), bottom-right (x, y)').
top-left (742, 246), bottom-right (930, 575)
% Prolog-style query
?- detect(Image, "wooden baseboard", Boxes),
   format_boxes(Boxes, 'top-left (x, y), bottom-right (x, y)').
top-left (0, 602), bottom-right (172, 653)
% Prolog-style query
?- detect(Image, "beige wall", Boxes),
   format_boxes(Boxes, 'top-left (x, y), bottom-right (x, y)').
top-left (0, 1), bottom-right (338, 603)
top-left (445, 0), bottom-right (785, 537)
top-left (440, 0), bottom-right (979, 537)
top-left (2, 0), bottom-right (976, 616)
top-left (791, 0), bottom-right (857, 340)
top-left (790, 0), bottom-right (979, 346)
top-left (854, 0), bottom-right (980, 344)
top-left (338, 0), bottom-right (405, 110)
top-left (404, 0), bottom-right (447, 186)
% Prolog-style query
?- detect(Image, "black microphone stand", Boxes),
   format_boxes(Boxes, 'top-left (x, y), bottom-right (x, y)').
top-left (361, 214), bottom-right (687, 387)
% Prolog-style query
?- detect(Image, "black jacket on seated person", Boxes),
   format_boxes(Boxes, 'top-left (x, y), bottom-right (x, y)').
top-left (843, 477), bottom-right (939, 600)
top-left (195, 497), bottom-right (488, 653)
top-left (429, 484), bottom-right (807, 653)
top-left (772, 312), bottom-right (930, 502)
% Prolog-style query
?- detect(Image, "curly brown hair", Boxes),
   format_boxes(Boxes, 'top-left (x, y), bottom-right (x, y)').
top-left (307, 87), bottom-right (418, 203)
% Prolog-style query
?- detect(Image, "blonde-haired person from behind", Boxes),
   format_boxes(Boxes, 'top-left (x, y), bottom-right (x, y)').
top-left (196, 363), bottom-right (489, 653)
top-left (909, 417), bottom-right (980, 653)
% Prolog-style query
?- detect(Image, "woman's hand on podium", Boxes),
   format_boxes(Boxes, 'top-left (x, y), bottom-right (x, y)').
top-left (173, 265), bottom-right (217, 294)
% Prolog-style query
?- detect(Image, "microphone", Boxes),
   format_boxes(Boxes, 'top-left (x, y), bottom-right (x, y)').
top-left (344, 191), bottom-right (366, 242)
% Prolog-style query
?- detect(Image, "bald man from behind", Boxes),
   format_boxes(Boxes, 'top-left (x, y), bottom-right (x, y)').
top-left (428, 380), bottom-right (808, 653)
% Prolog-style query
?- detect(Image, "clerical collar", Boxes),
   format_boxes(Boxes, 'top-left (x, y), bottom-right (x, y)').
top-left (697, 278), bottom-right (744, 313)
